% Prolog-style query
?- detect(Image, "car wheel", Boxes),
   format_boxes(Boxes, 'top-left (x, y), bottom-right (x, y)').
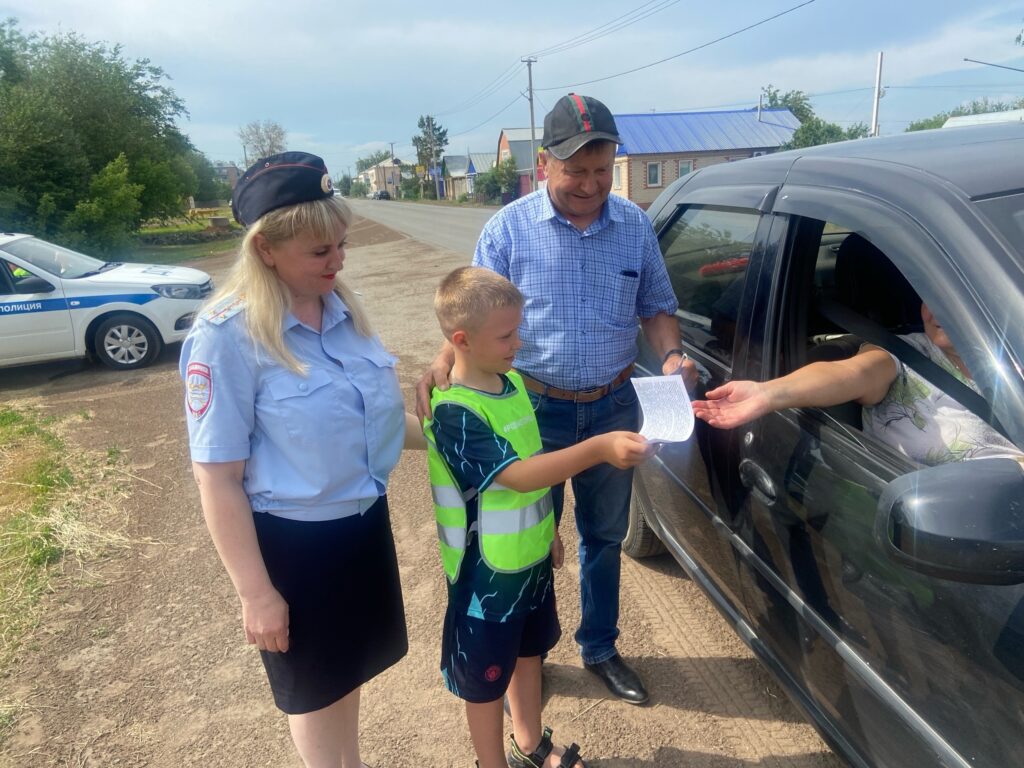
top-left (94, 314), bottom-right (162, 370)
top-left (623, 476), bottom-right (666, 558)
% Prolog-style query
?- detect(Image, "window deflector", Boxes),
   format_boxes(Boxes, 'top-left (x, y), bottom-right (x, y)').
top-left (772, 185), bottom-right (1024, 450)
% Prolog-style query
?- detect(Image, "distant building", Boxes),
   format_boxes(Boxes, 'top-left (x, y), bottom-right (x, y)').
top-left (612, 108), bottom-right (800, 208)
top-left (213, 162), bottom-right (240, 189)
top-left (943, 109), bottom-right (1024, 128)
top-left (494, 108), bottom-right (799, 207)
top-left (441, 151), bottom-right (498, 200)
top-left (364, 157), bottom-right (405, 198)
top-left (496, 128), bottom-right (544, 197)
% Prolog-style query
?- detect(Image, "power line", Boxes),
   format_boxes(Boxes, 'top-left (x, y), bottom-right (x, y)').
top-left (526, 0), bottom-right (684, 59)
top-left (536, 0), bottom-right (817, 91)
top-left (435, 62), bottom-right (526, 117)
top-left (449, 93), bottom-right (524, 139)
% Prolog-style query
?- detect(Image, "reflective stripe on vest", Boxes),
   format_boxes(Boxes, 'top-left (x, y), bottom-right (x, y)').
top-left (424, 371), bottom-right (554, 580)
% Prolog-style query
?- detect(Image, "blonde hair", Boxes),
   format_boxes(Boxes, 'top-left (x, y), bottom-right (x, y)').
top-left (204, 196), bottom-right (372, 373)
top-left (434, 266), bottom-right (523, 339)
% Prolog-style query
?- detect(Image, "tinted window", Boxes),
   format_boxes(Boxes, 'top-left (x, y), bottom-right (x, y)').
top-left (977, 192), bottom-right (1024, 251)
top-left (659, 205), bottom-right (760, 365)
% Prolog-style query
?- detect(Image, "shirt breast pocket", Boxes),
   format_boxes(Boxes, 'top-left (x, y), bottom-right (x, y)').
top-left (265, 368), bottom-right (334, 439)
top-left (599, 270), bottom-right (640, 328)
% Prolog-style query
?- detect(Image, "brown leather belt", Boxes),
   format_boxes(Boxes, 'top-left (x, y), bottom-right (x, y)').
top-left (517, 364), bottom-right (635, 403)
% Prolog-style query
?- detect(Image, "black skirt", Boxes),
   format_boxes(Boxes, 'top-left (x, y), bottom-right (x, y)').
top-left (252, 496), bottom-right (408, 714)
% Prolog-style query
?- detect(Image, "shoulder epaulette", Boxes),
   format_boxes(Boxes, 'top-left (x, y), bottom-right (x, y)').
top-left (202, 295), bottom-right (246, 325)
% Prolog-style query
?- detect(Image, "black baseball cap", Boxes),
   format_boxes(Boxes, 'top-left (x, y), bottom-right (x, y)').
top-left (232, 151), bottom-right (335, 226)
top-left (542, 93), bottom-right (622, 160)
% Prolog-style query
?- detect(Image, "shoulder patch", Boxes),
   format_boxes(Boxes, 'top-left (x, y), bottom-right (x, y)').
top-left (202, 295), bottom-right (245, 325)
top-left (186, 362), bottom-right (213, 419)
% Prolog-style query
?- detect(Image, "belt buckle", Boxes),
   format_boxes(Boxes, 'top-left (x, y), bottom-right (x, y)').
top-left (576, 385), bottom-right (605, 402)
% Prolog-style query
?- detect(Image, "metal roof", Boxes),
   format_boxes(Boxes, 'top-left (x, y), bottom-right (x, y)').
top-left (614, 108), bottom-right (799, 155)
top-left (668, 122), bottom-right (1024, 201)
top-left (442, 155), bottom-right (470, 177)
top-left (469, 152), bottom-right (496, 173)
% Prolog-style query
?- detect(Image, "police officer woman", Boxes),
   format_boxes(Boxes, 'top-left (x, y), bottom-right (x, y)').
top-left (180, 152), bottom-right (422, 768)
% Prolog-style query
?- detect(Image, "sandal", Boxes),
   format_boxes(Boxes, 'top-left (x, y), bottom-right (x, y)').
top-left (507, 726), bottom-right (587, 768)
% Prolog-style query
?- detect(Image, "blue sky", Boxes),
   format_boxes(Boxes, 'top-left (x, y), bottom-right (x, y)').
top-left (4, 0), bottom-right (1024, 177)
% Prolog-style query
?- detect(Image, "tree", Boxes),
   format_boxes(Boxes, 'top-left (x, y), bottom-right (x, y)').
top-left (761, 84), bottom-right (867, 150)
top-left (349, 179), bottom-right (369, 198)
top-left (906, 97), bottom-right (1024, 132)
top-left (238, 120), bottom-right (287, 162)
top-left (355, 149), bottom-right (392, 173)
top-left (784, 117), bottom-right (868, 149)
top-left (0, 21), bottom-right (196, 234)
top-left (61, 153), bottom-right (143, 253)
top-left (336, 174), bottom-right (352, 196)
top-left (761, 84), bottom-right (814, 124)
top-left (412, 115), bottom-right (448, 168)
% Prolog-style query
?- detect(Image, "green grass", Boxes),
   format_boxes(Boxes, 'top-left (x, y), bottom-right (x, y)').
top-left (122, 235), bottom-right (242, 265)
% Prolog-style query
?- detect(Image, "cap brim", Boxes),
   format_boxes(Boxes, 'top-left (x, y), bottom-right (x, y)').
top-left (546, 132), bottom-right (622, 160)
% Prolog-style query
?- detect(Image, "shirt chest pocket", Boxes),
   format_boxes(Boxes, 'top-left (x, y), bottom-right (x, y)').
top-left (593, 270), bottom-right (639, 327)
top-left (265, 368), bottom-right (335, 439)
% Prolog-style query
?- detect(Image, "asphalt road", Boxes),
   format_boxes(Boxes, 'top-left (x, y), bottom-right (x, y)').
top-left (346, 197), bottom-right (499, 255)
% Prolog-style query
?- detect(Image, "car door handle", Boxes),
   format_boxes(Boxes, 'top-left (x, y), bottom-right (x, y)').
top-left (739, 458), bottom-right (777, 505)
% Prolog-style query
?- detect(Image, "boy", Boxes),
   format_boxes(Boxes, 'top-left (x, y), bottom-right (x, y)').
top-left (425, 267), bottom-right (653, 768)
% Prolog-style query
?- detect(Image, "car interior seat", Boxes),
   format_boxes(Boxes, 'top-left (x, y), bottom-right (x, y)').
top-left (832, 233), bottom-right (923, 334)
top-left (807, 234), bottom-right (923, 432)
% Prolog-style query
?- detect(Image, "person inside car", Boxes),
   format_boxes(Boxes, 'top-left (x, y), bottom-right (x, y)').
top-left (692, 301), bottom-right (1024, 466)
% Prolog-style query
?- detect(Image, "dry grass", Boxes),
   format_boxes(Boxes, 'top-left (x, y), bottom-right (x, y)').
top-left (0, 407), bottom-right (134, 746)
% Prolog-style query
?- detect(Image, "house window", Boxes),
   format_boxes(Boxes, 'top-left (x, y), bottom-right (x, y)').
top-left (613, 165), bottom-right (622, 189)
top-left (647, 162), bottom-right (662, 187)
top-left (678, 159), bottom-right (693, 176)
top-left (752, 150), bottom-right (767, 157)
top-left (501, 149), bottom-right (511, 161)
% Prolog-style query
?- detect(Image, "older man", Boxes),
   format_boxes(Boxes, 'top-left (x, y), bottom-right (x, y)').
top-left (417, 93), bottom-right (695, 704)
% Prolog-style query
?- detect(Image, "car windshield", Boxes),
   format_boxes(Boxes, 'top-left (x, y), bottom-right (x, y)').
top-left (977, 192), bottom-right (1024, 257)
top-left (0, 237), bottom-right (107, 279)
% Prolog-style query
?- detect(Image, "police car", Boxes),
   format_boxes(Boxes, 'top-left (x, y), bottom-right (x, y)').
top-left (0, 233), bottom-right (213, 370)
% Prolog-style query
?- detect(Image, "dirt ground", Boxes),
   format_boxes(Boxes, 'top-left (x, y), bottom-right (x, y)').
top-left (0, 220), bottom-right (843, 767)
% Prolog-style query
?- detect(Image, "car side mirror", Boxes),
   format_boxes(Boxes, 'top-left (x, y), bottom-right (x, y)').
top-left (875, 459), bottom-right (1024, 585)
top-left (15, 276), bottom-right (55, 294)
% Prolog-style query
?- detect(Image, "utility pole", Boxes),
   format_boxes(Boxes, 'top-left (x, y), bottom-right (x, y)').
top-left (757, 93), bottom-right (763, 122)
top-left (523, 57), bottom-right (538, 192)
top-left (870, 51), bottom-right (884, 137)
top-left (428, 116), bottom-right (441, 200)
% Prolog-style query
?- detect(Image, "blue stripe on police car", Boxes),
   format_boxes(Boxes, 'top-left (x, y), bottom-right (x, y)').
top-left (0, 293), bottom-right (159, 315)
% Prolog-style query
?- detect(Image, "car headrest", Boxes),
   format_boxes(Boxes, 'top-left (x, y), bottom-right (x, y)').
top-left (833, 233), bottom-right (922, 332)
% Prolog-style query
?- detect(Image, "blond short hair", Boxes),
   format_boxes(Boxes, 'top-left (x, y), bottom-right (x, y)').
top-left (434, 267), bottom-right (523, 339)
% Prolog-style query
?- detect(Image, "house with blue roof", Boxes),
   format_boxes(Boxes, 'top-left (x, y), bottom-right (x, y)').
top-left (612, 107), bottom-right (800, 208)
top-left (440, 151), bottom-right (498, 200)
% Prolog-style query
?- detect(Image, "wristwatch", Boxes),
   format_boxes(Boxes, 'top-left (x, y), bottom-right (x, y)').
top-left (662, 348), bottom-right (686, 364)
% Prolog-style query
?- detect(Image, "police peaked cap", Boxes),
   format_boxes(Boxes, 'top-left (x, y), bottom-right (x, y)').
top-left (232, 151), bottom-right (335, 226)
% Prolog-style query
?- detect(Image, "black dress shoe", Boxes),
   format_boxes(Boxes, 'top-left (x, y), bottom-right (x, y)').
top-left (584, 653), bottom-right (649, 704)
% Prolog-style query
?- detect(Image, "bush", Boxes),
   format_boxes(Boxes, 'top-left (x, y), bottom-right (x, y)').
top-left (60, 154), bottom-right (142, 254)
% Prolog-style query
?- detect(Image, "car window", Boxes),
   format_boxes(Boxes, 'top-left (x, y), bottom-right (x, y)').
top-left (658, 205), bottom-right (760, 366)
top-left (781, 215), bottom-right (1024, 464)
top-left (976, 192), bottom-right (1024, 253)
top-left (0, 237), bottom-right (104, 279)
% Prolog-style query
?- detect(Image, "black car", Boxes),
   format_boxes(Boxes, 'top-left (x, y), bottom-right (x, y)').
top-left (373, 189), bottom-right (391, 200)
top-left (629, 123), bottom-right (1024, 767)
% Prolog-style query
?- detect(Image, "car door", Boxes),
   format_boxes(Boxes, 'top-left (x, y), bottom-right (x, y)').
top-left (0, 259), bottom-right (74, 365)
top-left (734, 190), bottom-right (1024, 767)
top-left (634, 198), bottom-right (771, 616)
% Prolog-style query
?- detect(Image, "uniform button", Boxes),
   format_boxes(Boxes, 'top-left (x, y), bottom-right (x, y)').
top-left (298, 382), bottom-right (308, 391)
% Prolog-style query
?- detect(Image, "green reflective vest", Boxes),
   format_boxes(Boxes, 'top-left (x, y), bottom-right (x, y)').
top-left (424, 371), bottom-right (554, 583)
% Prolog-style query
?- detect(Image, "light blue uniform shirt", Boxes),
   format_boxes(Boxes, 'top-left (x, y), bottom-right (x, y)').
top-left (473, 190), bottom-right (678, 391)
top-left (180, 291), bottom-right (405, 521)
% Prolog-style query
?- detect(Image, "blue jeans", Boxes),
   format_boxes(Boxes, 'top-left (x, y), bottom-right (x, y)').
top-left (527, 378), bottom-right (640, 665)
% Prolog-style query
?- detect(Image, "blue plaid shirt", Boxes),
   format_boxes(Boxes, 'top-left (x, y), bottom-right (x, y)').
top-left (473, 190), bottom-right (678, 390)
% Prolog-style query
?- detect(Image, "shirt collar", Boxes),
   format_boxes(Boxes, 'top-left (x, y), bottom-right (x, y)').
top-left (284, 290), bottom-right (351, 332)
top-left (535, 188), bottom-right (620, 233)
